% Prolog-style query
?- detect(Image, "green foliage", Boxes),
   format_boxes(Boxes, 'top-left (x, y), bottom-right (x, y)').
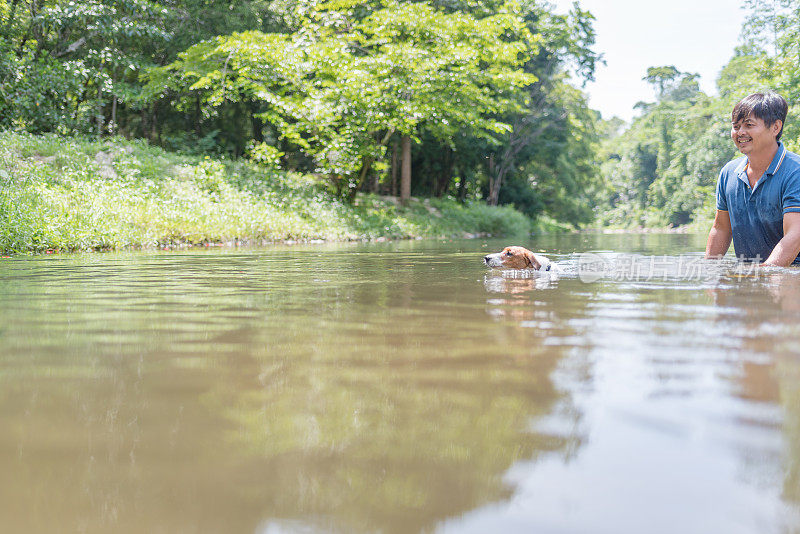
top-left (247, 142), bottom-right (284, 169)
top-left (479, 2), bottom-right (603, 224)
top-left (153, 1), bottom-right (539, 197)
top-left (0, 0), bottom-right (171, 134)
top-left (596, 91), bottom-right (737, 228)
top-left (0, 132), bottom-right (534, 254)
top-left (1, 0), bottom-right (605, 230)
top-left (596, 1), bottom-right (800, 230)
top-left (19, 0), bottom-right (800, 236)
top-left (0, 0), bottom-right (289, 138)
top-left (642, 65), bottom-right (703, 104)
top-left (733, 0), bottom-right (800, 152)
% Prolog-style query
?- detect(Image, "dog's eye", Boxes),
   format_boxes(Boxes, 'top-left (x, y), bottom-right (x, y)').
top-left (505, 251), bottom-right (513, 256)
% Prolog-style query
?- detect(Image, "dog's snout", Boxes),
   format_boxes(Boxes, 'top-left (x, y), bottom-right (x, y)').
top-left (484, 255), bottom-right (491, 263)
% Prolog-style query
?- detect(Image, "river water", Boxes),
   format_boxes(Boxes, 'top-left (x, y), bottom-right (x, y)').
top-left (1, 234), bottom-right (799, 533)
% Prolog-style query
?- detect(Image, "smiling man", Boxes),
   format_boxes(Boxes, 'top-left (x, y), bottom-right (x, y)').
top-left (706, 91), bottom-right (800, 266)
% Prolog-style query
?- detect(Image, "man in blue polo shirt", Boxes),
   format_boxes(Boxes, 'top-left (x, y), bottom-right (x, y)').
top-left (706, 91), bottom-right (800, 266)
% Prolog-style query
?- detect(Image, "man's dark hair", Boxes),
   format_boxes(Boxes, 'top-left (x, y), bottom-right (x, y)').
top-left (732, 91), bottom-right (789, 141)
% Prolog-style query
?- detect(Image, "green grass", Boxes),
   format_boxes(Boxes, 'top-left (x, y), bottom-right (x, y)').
top-left (0, 131), bottom-right (545, 254)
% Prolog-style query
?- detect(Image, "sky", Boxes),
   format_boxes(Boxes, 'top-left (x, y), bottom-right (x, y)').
top-left (549, 0), bottom-right (749, 122)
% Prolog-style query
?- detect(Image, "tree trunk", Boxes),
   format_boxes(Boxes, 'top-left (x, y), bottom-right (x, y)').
top-left (73, 81), bottom-right (89, 125)
top-left (391, 138), bottom-right (399, 197)
top-left (151, 102), bottom-right (160, 143)
top-left (30, 0), bottom-right (44, 61)
top-left (15, 32), bottom-right (28, 57)
top-left (400, 135), bottom-right (411, 204)
top-left (141, 107), bottom-right (149, 140)
top-left (192, 95), bottom-right (201, 137)
top-left (435, 147), bottom-right (453, 197)
top-left (372, 168), bottom-right (380, 193)
top-left (487, 91), bottom-right (553, 207)
top-left (251, 104), bottom-right (264, 144)
top-left (352, 156), bottom-right (372, 201)
top-left (111, 95), bottom-right (117, 134)
top-left (96, 86), bottom-right (104, 137)
top-left (487, 153), bottom-right (499, 205)
top-left (458, 171), bottom-right (468, 201)
top-left (233, 102), bottom-right (244, 157)
top-left (489, 166), bottom-right (506, 206)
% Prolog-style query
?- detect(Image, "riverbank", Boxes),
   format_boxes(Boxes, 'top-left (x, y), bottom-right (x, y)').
top-left (0, 132), bottom-right (571, 254)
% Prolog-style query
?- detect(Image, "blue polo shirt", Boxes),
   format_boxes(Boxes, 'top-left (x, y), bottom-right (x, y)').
top-left (716, 142), bottom-right (800, 263)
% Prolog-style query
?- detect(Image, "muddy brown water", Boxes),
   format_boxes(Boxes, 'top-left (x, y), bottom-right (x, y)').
top-left (1, 234), bottom-right (800, 533)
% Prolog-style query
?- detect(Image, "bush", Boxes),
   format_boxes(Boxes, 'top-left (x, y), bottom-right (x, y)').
top-left (0, 132), bottom-right (539, 253)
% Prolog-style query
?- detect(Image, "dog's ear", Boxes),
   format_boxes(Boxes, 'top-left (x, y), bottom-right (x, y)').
top-left (525, 250), bottom-right (541, 270)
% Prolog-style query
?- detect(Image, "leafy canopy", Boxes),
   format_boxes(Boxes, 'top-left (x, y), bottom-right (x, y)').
top-left (151, 1), bottom-right (539, 183)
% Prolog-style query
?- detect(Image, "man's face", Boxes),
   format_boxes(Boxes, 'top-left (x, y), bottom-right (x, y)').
top-left (731, 114), bottom-right (782, 156)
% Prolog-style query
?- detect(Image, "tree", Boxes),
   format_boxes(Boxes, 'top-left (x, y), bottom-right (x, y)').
top-left (734, 0), bottom-right (800, 151)
top-left (481, 1), bottom-right (602, 221)
top-left (598, 65), bottom-right (736, 228)
top-left (151, 1), bottom-right (538, 200)
top-left (0, 0), bottom-right (607, 229)
top-left (643, 65), bottom-right (700, 103)
top-left (0, 0), bottom-right (171, 133)
top-left (643, 65), bottom-right (680, 99)
top-left (0, 0), bottom-right (290, 139)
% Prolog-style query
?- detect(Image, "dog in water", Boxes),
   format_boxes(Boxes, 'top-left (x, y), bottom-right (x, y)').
top-left (484, 246), bottom-right (555, 271)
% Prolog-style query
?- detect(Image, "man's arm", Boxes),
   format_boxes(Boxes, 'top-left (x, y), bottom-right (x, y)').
top-left (763, 212), bottom-right (800, 266)
top-left (705, 210), bottom-right (732, 259)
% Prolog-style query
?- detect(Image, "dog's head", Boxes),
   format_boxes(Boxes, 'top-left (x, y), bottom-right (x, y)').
top-left (484, 246), bottom-right (542, 270)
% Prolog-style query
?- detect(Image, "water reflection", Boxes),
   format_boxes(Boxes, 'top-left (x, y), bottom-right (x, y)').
top-left (454, 254), bottom-right (800, 533)
top-left (483, 269), bottom-right (558, 293)
top-left (0, 244), bottom-right (581, 533)
top-left (707, 269), bottom-right (800, 512)
top-left (1, 239), bottom-right (800, 533)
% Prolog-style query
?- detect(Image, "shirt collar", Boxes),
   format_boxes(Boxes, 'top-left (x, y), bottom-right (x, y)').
top-left (736, 158), bottom-right (748, 179)
top-left (766, 141), bottom-right (787, 176)
top-left (736, 141), bottom-right (787, 184)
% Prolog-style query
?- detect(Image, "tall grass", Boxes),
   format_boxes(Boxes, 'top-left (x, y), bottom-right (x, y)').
top-left (0, 132), bottom-right (538, 254)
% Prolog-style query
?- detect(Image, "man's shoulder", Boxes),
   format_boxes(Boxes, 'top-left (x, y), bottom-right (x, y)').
top-left (782, 147), bottom-right (800, 170)
top-left (721, 156), bottom-right (746, 177)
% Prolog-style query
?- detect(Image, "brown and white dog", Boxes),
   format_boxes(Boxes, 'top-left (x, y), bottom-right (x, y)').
top-left (484, 246), bottom-right (554, 271)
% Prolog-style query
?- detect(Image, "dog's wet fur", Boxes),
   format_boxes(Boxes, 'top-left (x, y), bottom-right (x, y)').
top-left (484, 246), bottom-right (553, 271)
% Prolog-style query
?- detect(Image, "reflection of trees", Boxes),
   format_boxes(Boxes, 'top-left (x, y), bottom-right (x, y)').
top-left (207, 262), bottom-right (584, 533)
top-left (0, 248), bottom-right (586, 534)
top-left (216, 349), bottom-right (563, 533)
top-left (0, 359), bottom-right (241, 533)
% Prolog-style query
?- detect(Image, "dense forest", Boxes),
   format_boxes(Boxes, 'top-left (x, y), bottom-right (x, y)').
top-left (0, 0), bottom-right (799, 235)
top-left (597, 0), bottom-right (800, 228)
